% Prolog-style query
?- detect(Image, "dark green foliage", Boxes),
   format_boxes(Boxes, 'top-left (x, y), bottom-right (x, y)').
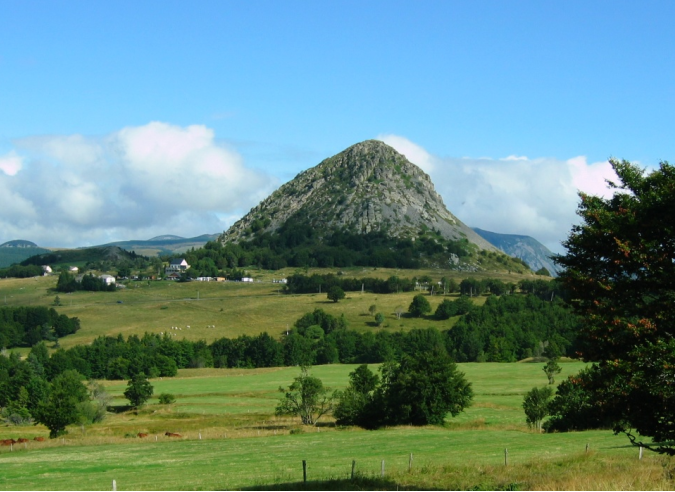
top-left (336, 350), bottom-right (473, 428)
top-left (294, 309), bottom-right (348, 336)
top-left (158, 393), bottom-right (176, 404)
top-left (545, 367), bottom-right (614, 432)
top-left (327, 286), bottom-right (345, 303)
top-left (522, 386), bottom-right (553, 431)
top-left (34, 370), bottom-right (89, 438)
top-left (554, 159), bottom-right (675, 454)
top-left (377, 349), bottom-right (473, 426)
top-left (124, 372), bottom-right (153, 408)
top-left (0, 306), bottom-right (79, 348)
top-left (333, 365), bottom-right (379, 427)
top-left (0, 264), bottom-right (44, 278)
top-left (56, 271), bottom-right (116, 293)
top-left (275, 366), bottom-right (336, 425)
top-left (408, 294), bottom-right (431, 317)
top-left (543, 358), bottom-right (562, 384)
top-left (182, 223), bottom-right (474, 272)
top-left (446, 294), bottom-right (579, 362)
top-left (374, 313), bottom-right (385, 326)
top-left (434, 296), bottom-right (474, 320)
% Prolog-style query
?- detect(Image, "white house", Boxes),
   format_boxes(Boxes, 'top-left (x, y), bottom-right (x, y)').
top-left (165, 258), bottom-right (190, 276)
top-left (99, 274), bottom-right (116, 286)
top-left (41, 265), bottom-right (52, 275)
top-left (68, 266), bottom-right (79, 273)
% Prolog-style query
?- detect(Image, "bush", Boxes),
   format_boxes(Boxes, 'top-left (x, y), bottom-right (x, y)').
top-left (158, 393), bottom-right (176, 405)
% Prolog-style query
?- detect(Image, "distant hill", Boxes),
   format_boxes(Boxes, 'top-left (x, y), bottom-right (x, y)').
top-left (472, 228), bottom-right (560, 276)
top-left (0, 240), bottom-right (51, 268)
top-left (96, 234), bottom-right (219, 257)
top-left (20, 245), bottom-right (145, 270)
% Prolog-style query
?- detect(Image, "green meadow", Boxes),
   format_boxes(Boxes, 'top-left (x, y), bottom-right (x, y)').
top-left (2, 362), bottom-right (671, 491)
top-left (0, 271), bottom-right (502, 350)
top-left (2, 274), bottom-right (673, 490)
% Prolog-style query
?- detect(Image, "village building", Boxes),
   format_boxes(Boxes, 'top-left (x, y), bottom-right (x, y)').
top-left (165, 258), bottom-right (190, 278)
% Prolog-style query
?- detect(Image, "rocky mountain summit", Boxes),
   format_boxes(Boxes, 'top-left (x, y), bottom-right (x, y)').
top-left (221, 140), bottom-right (496, 252)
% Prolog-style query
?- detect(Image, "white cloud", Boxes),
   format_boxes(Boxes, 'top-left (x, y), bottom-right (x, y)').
top-left (376, 134), bottom-right (438, 173)
top-left (1, 122), bottom-right (277, 247)
top-left (380, 135), bottom-right (620, 254)
top-left (0, 151), bottom-right (23, 176)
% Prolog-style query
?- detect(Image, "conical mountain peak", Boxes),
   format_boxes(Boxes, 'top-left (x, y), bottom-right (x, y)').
top-left (221, 140), bottom-right (496, 253)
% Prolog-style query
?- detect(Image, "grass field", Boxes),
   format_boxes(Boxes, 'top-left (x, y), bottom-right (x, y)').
top-left (0, 272), bottom-right (503, 350)
top-left (3, 273), bottom-right (670, 490)
top-left (2, 361), bottom-right (672, 491)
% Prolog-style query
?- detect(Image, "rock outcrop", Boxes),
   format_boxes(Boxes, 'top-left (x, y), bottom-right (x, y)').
top-left (221, 140), bottom-right (497, 251)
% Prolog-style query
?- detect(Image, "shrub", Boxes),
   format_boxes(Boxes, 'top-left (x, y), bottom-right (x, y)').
top-left (158, 393), bottom-right (176, 405)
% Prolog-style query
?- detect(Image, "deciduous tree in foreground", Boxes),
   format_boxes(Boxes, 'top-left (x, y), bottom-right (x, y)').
top-left (275, 366), bottom-right (337, 425)
top-left (555, 159), bottom-right (675, 454)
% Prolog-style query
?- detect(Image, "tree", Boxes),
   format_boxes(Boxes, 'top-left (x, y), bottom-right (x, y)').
top-left (543, 358), bottom-right (562, 385)
top-left (334, 365), bottom-right (379, 427)
top-left (377, 349), bottom-right (473, 426)
top-left (275, 366), bottom-right (337, 425)
top-left (326, 286), bottom-right (345, 303)
top-left (408, 294), bottom-right (431, 317)
top-left (368, 304), bottom-right (377, 316)
top-left (34, 370), bottom-right (88, 438)
top-left (374, 313), bottom-right (385, 326)
top-left (124, 372), bottom-right (153, 408)
top-left (434, 299), bottom-right (457, 320)
top-left (522, 386), bottom-right (553, 431)
top-left (554, 159), bottom-right (675, 454)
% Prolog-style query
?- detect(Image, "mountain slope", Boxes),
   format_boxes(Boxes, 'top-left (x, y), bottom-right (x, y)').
top-left (217, 140), bottom-right (532, 272)
top-left (472, 228), bottom-right (559, 276)
top-left (0, 240), bottom-right (51, 268)
top-left (96, 234), bottom-right (219, 256)
top-left (223, 140), bottom-right (495, 250)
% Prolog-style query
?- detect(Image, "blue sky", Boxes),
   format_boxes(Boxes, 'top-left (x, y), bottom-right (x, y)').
top-left (1, 1), bottom-right (673, 252)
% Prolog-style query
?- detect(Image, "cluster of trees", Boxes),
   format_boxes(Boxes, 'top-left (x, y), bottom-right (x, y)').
top-left (178, 222), bottom-right (479, 273)
top-left (284, 273), bottom-right (418, 295)
top-left (447, 295), bottom-right (579, 362)
top-left (55, 271), bottom-right (116, 293)
top-left (0, 342), bottom-right (160, 438)
top-left (24, 294), bottom-right (578, 381)
top-left (276, 348), bottom-right (473, 429)
top-left (0, 307), bottom-right (80, 349)
top-left (0, 264), bottom-right (44, 278)
top-left (0, 344), bottom-right (111, 437)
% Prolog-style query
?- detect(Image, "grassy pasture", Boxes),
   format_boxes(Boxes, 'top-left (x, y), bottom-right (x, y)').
top-left (3, 361), bottom-right (668, 491)
top-left (0, 273), bottom-right (498, 350)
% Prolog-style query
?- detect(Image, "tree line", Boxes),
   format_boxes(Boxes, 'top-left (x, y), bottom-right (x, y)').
top-left (0, 307), bottom-right (80, 349)
top-left (5, 292), bottom-right (578, 384)
top-left (55, 271), bottom-right (117, 293)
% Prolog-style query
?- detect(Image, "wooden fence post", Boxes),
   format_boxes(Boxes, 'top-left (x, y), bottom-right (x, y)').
top-left (112, 479), bottom-right (116, 491)
top-left (585, 443), bottom-right (589, 453)
top-left (351, 460), bottom-right (356, 480)
top-left (381, 459), bottom-right (385, 477)
top-left (409, 453), bottom-right (413, 472)
top-left (639, 446), bottom-right (644, 460)
top-left (302, 460), bottom-right (307, 483)
top-left (504, 448), bottom-right (508, 466)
